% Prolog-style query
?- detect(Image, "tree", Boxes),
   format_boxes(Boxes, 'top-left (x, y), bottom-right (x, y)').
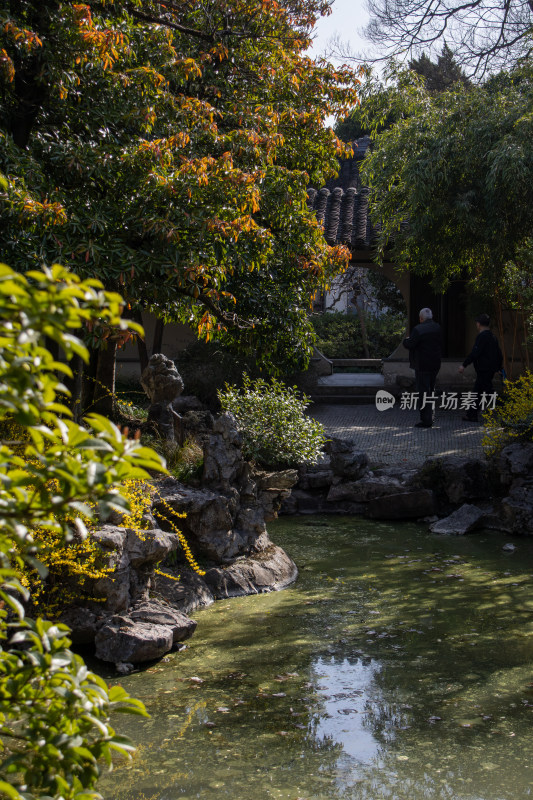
top-left (336, 45), bottom-right (469, 143)
top-left (364, 0), bottom-right (533, 78)
top-left (0, 261), bottom-right (166, 799)
top-left (359, 63), bottom-right (533, 304)
top-left (410, 44), bottom-right (471, 92)
top-left (0, 0), bottom-right (360, 391)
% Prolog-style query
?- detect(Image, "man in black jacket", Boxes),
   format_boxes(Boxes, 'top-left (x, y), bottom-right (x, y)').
top-left (403, 307), bottom-right (443, 428)
top-left (458, 313), bottom-right (503, 422)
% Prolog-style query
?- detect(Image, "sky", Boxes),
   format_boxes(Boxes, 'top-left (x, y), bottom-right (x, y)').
top-left (309, 0), bottom-right (371, 61)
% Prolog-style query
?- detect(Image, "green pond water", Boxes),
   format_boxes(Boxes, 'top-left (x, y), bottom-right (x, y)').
top-left (99, 517), bottom-right (533, 800)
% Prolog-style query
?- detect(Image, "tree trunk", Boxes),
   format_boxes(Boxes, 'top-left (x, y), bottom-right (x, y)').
top-left (152, 317), bottom-right (165, 355)
top-left (92, 341), bottom-right (117, 418)
top-left (355, 296), bottom-right (371, 359)
top-left (65, 353), bottom-right (85, 423)
top-left (132, 308), bottom-right (149, 374)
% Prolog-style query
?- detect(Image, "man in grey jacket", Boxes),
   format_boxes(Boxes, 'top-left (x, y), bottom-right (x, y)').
top-left (403, 308), bottom-right (443, 428)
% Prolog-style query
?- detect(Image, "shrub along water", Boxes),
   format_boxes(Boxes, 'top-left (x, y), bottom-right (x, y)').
top-left (218, 374), bottom-right (326, 469)
top-left (0, 263), bottom-right (166, 800)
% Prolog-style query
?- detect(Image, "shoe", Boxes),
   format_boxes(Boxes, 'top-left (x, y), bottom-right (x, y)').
top-left (415, 422), bottom-right (432, 428)
top-left (462, 416), bottom-right (479, 423)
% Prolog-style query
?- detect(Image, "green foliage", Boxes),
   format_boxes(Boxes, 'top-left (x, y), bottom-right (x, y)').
top-left (218, 374), bottom-right (326, 469)
top-left (483, 371), bottom-right (533, 455)
top-left (500, 240), bottom-right (533, 346)
top-left (311, 311), bottom-right (405, 358)
top-left (0, 263), bottom-right (166, 800)
top-left (409, 45), bottom-right (471, 93)
top-left (360, 61), bottom-right (533, 302)
top-left (142, 436), bottom-right (204, 484)
top-left (0, 0), bottom-right (360, 374)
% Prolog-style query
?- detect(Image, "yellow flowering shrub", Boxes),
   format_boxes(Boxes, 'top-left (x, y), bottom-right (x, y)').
top-left (482, 370), bottom-right (533, 455)
top-left (23, 480), bottom-right (157, 616)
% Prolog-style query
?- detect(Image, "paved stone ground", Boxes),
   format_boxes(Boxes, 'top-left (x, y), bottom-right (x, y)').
top-left (308, 403), bottom-right (486, 467)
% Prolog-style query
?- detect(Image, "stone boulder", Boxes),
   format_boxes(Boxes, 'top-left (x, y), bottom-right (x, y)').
top-left (253, 469), bottom-right (299, 521)
top-left (328, 475), bottom-right (406, 504)
top-left (88, 526), bottom-right (178, 613)
top-left (500, 485), bottom-right (533, 534)
top-left (296, 455), bottom-right (335, 491)
top-left (430, 504), bottom-right (485, 535)
top-left (204, 545), bottom-right (298, 598)
top-left (154, 568), bottom-right (215, 615)
top-left (128, 599), bottom-right (197, 642)
top-left (202, 412), bottom-right (246, 492)
top-left (60, 606), bottom-right (103, 645)
top-left (95, 619), bottom-right (173, 664)
top-left (418, 455), bottom-right (496, 504)
top-left (94, 599), bottom-right (197, 664)
top-left (325, 438), bottom-right (369, 480)
top-left (152, 479), bottom-right (254, 562)
top-left (498, 443), bottom-right (533, 486)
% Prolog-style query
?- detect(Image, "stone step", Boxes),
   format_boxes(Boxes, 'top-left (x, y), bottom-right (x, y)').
top-left (313, 384), bottom-right (382, 396)
top-left (309, 394), bottom-right (379, 405)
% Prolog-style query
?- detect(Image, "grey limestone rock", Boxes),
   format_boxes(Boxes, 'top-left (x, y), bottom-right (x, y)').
top-left (154, 568), bottom-right (215, 615)
top-left (141, 353), bottom-right (184, 441)
top-left (128, 599), bottom-right (197, 643)
top-left (498, 443), bottom-right (533, 485)
top-left (430, 504), bottom-right (485, 535)
top-left (500, 485), bottom-right (533, 534)
top-left (204, 545), bottom-right (298, 599)
top-left (152, 480), bottom-right (249, 561)
top-left (59, 606), bottom-right (103, 645)
top-left (141, 353), bottom-right (184, 404)
top-left (418, 455), bottom-right (496, 504)
top-left (328, 475), bottom-right (406, 504)
top-left (66, 525), bottom-right (178, 623)
top-left (325, 438), bottom-right (369, 479)
top-left (94, 599), bottom-right (197, 663)
top-left (95, 617), bottom-right (175, 664)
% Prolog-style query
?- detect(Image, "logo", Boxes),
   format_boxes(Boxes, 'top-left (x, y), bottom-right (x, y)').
top-left (375, 390), bottom-right (396, 411)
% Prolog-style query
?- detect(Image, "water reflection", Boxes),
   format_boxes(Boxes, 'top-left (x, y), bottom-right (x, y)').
top-left (99, 517), bottom-right (533, 800)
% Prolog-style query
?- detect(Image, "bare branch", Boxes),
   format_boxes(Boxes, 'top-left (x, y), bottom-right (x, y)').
top-left (361, 0), bottom-right (533, 77)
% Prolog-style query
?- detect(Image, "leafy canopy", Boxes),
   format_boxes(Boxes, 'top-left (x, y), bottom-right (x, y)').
top-left (0, 262), bottom-right (165, 800)
top-left (0, 0), bottom-right (361, 372)
top-left (359, 62), bottom-right (533, 301)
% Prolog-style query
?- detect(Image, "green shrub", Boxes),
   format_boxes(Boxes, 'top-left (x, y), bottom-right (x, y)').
top-left (0, 264), bottom-right (165, 799)
top-left (310, 311), bottom-right (406, 359)
top-left (218, 374), bottom-right (326, 469)
top-left (143, 435), bottom-right (204, 483)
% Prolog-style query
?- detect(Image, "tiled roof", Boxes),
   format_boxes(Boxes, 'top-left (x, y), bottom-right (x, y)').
top-left (307, 135), bottom-right (376, 250)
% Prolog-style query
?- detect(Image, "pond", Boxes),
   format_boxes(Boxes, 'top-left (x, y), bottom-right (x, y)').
top-left (99, 517), bottom-right (533, 800)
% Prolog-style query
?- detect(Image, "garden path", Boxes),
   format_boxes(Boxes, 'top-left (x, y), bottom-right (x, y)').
top-left (308, 403), bottom-right (486, 467)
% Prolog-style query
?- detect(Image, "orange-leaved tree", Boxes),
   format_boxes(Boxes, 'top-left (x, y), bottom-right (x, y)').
top-left (0, 0), bottom-right (360, 406)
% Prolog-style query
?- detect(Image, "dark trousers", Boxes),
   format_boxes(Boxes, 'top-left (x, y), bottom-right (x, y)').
top-left (416, 370), bottom-right (438, 425)
top-left (465, 370), bottom-right (495, 420)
